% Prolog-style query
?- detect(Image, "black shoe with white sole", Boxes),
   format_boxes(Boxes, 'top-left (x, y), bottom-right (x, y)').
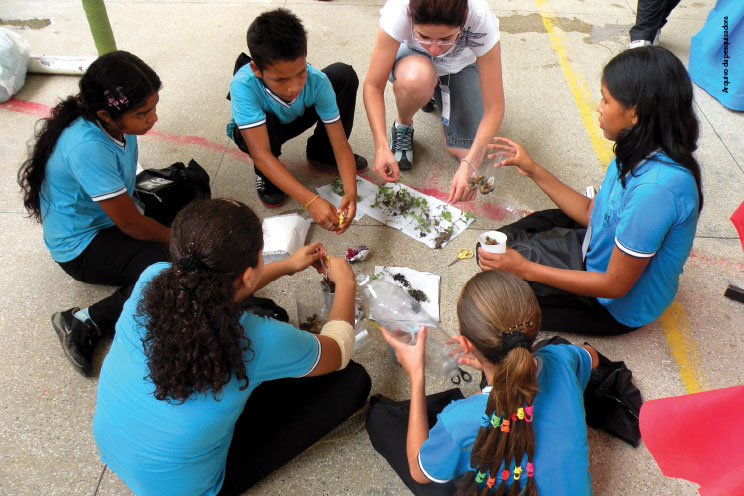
top-left (51, 307), bottom-right (99, 376)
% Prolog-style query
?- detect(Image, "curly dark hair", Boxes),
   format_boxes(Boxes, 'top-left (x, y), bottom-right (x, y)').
top-left (138, 199), bottom-right (263, 403)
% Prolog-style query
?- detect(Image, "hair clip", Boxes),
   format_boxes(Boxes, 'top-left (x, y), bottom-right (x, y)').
top-left (115, 86), bottom-right (129, 105)
top-left (480, 413), bottom-right (491, 427)
top-left (501, 321), bottom-right (534, 334)
top-left (513, 466), bottom-right (523, 481)
top-left (517, 407), bottom-right (525, 420)
top-left (468, 465), bottom-right (478, 473)
top-left (500, 419), bottom-right (510, 433)
top-left (526, 462), bottom-right (535, 477)
top-left (475, 471), bottom-right (486, 483)
top-left (501, 469), bottom-right (510, 481)
top-left (486, 475), bottom-right (496, 488)
top-left (511, 413), bottom-right (518, 422)
top-left (490, 413), bottom-right (501, 429)
top-left (103, 90), bottom-right (120, 110)
top-left (524, 405), bottom-right (533, 423)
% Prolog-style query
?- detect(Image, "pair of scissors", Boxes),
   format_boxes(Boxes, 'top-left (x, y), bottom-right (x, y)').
top-left (448, 248), bottom-right (474, 267)
top-left (451, 367), bottom-right (473, 385)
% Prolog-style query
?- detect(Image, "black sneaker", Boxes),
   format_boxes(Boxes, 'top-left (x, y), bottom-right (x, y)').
top-left (308, 154), bottom-right (368, 173)
top-left (255, 175), bottom-right (286, 207)
top-left (421, 98), bottom-right (436, 113)
top-left (51, 307), bottom-right (99, 377)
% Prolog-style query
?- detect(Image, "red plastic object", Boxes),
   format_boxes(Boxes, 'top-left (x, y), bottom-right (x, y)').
top-left (731, 201), bottom-right (744, 251)
top-left (640, 385), bottom-right (744, 495)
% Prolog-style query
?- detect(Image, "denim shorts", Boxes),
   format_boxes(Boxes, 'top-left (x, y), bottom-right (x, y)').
top-left (389, 44), bottom-right (484, 149)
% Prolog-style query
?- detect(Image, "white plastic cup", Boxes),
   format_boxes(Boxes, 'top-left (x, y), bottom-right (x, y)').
top-left (478, 231), bottom-right (507, 254)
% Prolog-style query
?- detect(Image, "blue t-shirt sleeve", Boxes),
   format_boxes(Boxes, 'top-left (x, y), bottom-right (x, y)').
top-left (562, 345), bottom-right (593, 389)
top-left (68, 140), bottom-right (129, 201)
top-left (230, 69), bottom-right (267, 130)
top-left (419, 416), bottom-right (463, 483)
top-left (311, 71), bottom-right (340, 124)
top-left (615, 183), bottom-right (676, 257)
top-left (243, 314), bottom-right (321, 381)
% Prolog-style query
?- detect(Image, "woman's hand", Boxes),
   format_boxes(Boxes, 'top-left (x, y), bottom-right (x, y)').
top-left (447, 162), bottom-right (477, 203)
top-left (488, 137), bottom-right (539, 178)
top-left (477, 246), bottom-right (531, 279)
top-left (373, 147), bottom-right (400, 183)
top-left (382, 325), bottom-right (427, 381)
top-left (336, 194), bottom-right (356, 235)
top-left (307, 197), bottom-right (342, 232)
top-left (286, 242), bottom-right (327, 275)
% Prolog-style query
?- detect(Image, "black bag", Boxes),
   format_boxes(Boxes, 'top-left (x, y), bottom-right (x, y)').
top-left (134, 159), bottom-right (211, 226)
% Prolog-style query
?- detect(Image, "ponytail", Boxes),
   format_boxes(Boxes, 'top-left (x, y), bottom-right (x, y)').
top-left (455, 271), bottom-right (542, 495)
top-left (17, 50), bottom-right (161, 222)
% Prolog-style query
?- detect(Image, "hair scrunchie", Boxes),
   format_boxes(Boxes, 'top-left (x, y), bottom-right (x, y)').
top-left (501, 331), bottom-right (531, 354)
top-left (178, 255), bottom-right (208, 272)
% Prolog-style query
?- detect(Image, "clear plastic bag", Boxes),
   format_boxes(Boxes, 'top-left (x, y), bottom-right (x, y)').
top-left (466, 140), bottom-right (509, 196)
top-left (0, 28), bottom-right (30, 103)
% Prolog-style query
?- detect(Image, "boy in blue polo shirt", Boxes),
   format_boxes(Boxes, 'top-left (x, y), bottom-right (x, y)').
top-left (227, 9), bottom-right (366, 233)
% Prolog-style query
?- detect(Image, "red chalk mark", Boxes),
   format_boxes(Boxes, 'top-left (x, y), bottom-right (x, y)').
top-left (0, 97), bottom-right (52, 118)
top-left (687, 250), bottom-right (744, 271)
top-left (1, 97), bottom-right (253, 163)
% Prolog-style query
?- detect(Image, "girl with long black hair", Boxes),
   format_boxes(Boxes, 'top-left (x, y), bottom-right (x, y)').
top-left (479, 46), bottom-right (703, 335)
top-left (17, 51), bottom-right (170, 375)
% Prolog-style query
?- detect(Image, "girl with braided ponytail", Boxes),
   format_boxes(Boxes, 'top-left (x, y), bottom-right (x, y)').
top-left (368, 270), bottom-right (598, 495)
top-left (93, 199), bottom-right (370, 495)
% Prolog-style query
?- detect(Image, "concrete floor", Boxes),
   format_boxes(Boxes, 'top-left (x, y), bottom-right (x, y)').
top-left (1, 0), bottom-right (743, 494)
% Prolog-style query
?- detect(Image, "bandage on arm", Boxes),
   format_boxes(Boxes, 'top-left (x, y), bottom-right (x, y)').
top-left (320, 320), bottom-right (354, 370)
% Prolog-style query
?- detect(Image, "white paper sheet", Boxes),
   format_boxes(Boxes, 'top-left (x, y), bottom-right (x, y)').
top-left (262, 214), bottom-right (312, 264)
top-left (374, 266), bottom-right (440, 322)
top-left (316, 176), bottom-right (379, 222)
top-left (357, 178), bottom-right (475, 249)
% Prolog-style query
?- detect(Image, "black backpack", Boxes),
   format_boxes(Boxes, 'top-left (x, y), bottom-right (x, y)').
top-left (134, 159), bottom-right (211, 226)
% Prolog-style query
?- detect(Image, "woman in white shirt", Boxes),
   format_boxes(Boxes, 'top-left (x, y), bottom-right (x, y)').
top-left (363, 0), bottom-right (505, 203)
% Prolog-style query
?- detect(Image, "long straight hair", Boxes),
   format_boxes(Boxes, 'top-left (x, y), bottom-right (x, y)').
top-left (17, 51), bottom-right (161, 222)
top-left (456, 271), bottom-right (541, 496)
top-left (604, 46), bottom-right (703, 211)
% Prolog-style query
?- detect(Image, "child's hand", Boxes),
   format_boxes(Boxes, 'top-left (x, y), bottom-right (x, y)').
top-left (487, 137), bottom-right (538, 177)
top-left (326, 255), bottom-right (355, 288)
top-left (336, 195), bottom-right (356, 235)
top-left (287, 243), bottom-right (326, 275)
top-left (382, 325), bottom-right (427, 381)
top-left (447, 162), bottom-right (478, 203)
top-left (308, 197), bottom-right (342, 232)
top-left (477, 246), bottom-right (531, 279)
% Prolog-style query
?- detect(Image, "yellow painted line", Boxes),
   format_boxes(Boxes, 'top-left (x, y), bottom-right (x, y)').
top-left (534, 0), bottom-right (706, 393)
top-left (658, 302), bottom-right (704, 393)
top-left (533, 0), bottom-right (615, 167)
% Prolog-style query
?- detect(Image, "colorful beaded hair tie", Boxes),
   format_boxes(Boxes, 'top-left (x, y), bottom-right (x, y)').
top-left (526, 462), bottom-right (535, 478)
top-left (513, 466), bottom-right (523, 481)
top-left (500, 419), bottom-right (510, 433)
top-left (501, 469), bottom-right (510, 481)
top-left (511, 413), bottom-right (518, 422)
top-left (480, 413), bottom-right (490, 427)
top-left (486, 475), bottom-right (496, 488)
top-left (524, 405), bottom-right (534, 423)
top-left (517, 407), bottom-right (525, 420)
top-left (475, 471), bottom-right (487, 483)
top-left (490, 413), bottom-right (502, 429)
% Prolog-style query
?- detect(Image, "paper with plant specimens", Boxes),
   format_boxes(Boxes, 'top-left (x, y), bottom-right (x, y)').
top-left (374, 266), bottom-right (440, 322)
top-left (315, 177), bottom-right (378, 222)
top-left (354, 177), bottom-right (475, 249)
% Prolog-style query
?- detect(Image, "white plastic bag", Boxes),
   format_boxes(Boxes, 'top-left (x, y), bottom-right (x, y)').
top-left (0, 28), bottom-right (30, 102)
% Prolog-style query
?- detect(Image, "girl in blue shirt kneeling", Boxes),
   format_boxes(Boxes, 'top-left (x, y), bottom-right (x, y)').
top-left (367, 270), bottom-right (598, 495)
top-left (18, 51), bottom-right (170, 375)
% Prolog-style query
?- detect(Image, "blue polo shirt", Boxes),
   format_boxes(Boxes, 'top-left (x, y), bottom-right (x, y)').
top-left (40, 117), bottom-right (137, 262)
top-left (585, 152), bottom-right (699, 327)
top-left (418, 345), bottom-right (592, 495)
top-left (92, 262), bottom-right (322, 496)
top-left (226, 63), bottom-right (340, 139)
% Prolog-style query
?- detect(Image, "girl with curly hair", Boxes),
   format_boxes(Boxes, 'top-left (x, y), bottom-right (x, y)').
top-left (17, 50), bottom-right (170, 376)
top-left (367, 271), bottom-right (598, 495)
top-left (92, 199), bottom-right (371, 496)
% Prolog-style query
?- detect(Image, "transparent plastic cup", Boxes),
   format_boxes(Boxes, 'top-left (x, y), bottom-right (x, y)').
top-left (296, 288), bottom-right (328, 334)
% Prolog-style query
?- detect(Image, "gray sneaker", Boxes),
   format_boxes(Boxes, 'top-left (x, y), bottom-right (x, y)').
top-left (390, 123), bottom-right (414, 171)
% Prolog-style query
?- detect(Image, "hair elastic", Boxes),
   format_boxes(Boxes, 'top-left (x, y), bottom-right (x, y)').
top-left (526, 462), bottom-right (535, 478)
top-left (490, 413), bottom-right (501, 429)
top-left (500, 419), bottom-right (510, 433)
top-left (486, 475), bottom-right (496, 488)
top-left (511, 413), bottom-right (518, 422)
top-left (501, 469), bottom-right (510, 481)
top-left (475, 471), bottom-right (486, 483)
top-left (517, 407), bottom-right (525, 420)
top-left (524, 405), bottom-right (534, 423)
top-left (480, 413), bottom-right (491, 427)
top-left (513, 466), bottom-right (523, 481)
top-left (178, 255), bottom-right (208, 272)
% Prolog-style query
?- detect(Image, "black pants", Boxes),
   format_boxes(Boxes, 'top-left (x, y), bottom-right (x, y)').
top-left (629, 0), bottom-right (682, 41)
top-left (232, 62), bottom-right (359, 180)
top-left (366, 389), bottom-right (465, 496)
top-left (218, 360), bottom-right (371, 495)
top-left (57, 227), bottom-right (170, 330)
top-left (492, 209), bottom-right (639, 336)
